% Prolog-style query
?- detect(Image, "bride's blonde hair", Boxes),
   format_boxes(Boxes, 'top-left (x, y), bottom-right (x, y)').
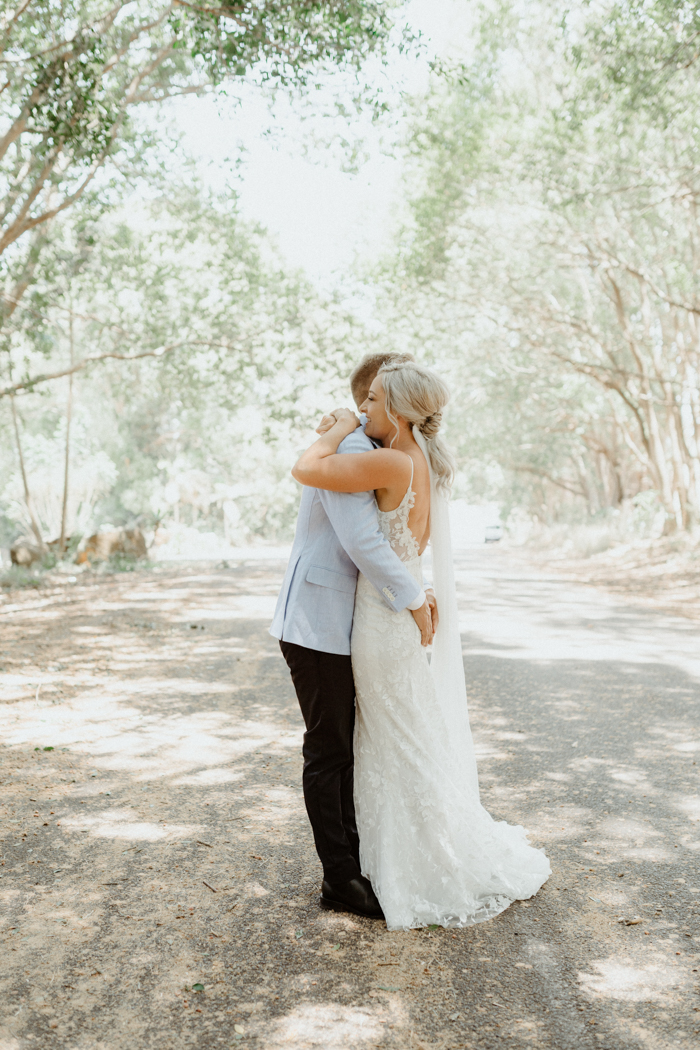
top-left (378, 361), bottom-right (455, 492)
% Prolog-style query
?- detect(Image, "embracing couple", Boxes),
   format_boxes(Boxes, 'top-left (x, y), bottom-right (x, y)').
top-left (270, 353), bottom-right (550, 931)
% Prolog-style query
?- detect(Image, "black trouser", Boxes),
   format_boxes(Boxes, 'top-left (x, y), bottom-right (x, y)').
top-left (280, 640), bottom-right (361, 885)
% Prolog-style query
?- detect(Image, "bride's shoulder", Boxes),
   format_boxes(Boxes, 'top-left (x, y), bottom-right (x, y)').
top-left (372, 447), bottom-right (412, 465)
top-left (372, 447), bottom-right (413, 481)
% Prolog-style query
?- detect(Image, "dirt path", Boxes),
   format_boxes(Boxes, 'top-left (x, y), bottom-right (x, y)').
top-left (1, 550), bottom-right (699, 1050)
top-left (514, 535), bottom-right (700, 623)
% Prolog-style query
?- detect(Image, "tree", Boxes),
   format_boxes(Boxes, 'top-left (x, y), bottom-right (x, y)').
top-left (0, 178), bottom-right (368, 544)
top-left (0, 1), bottom-right (406, 326)
top-left (379, 0), bottom-right (700, 532)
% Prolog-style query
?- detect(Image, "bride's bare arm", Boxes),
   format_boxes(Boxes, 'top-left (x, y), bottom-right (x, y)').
top-left (292, 408), bottom-right (411, 493)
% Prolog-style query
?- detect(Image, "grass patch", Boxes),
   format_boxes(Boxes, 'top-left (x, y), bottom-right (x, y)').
top-left (0, 565), bottom-right (46, 590)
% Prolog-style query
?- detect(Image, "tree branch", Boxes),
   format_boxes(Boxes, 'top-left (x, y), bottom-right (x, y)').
top-left (0, 226), bottom-right (49, 325)
top-left (0, 81), bottom-right (42, 164)
top-left (0, 131), bottom-right (120, 254)
top-left (513, 464), bottom-right (586, 499)
top-left (0, 0), bottom-right (33, 58)
top-left (131, 82), bottom-right (210, 104)
top-left (0, 339), bottom-right (244, 398)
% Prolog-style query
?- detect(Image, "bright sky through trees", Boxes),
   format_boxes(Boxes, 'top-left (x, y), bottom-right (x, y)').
top-left (168, 0), bottom-right (473, 283)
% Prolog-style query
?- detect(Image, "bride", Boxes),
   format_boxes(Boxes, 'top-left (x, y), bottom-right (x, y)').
top-left (292, 360), bottom-right (550, 930)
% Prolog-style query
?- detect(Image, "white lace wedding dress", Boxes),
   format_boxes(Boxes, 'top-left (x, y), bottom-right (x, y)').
top-left (351, 440), bottom-right (551, 930)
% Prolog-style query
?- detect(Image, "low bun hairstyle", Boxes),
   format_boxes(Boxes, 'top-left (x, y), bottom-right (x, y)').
top-left (418, 412), bottom-right (442, 441)
top-left (378, 361), bottom-right (456, 492)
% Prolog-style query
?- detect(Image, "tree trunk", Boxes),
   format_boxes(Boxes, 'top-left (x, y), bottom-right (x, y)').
top-left (59, 305), bottom-right (75, 555)
top-left (9, 394), bottom-right (44, 549)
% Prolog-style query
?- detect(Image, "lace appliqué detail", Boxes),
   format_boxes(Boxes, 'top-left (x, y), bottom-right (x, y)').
top-left (377, 462), bottom-right (421, 563)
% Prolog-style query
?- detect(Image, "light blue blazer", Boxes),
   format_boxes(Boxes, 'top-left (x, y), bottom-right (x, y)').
top-left (270, 428), bottom-right (422, 656)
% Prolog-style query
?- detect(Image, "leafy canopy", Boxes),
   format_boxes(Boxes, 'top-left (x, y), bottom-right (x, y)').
top-left (0, 1), bottom-right (404, 258)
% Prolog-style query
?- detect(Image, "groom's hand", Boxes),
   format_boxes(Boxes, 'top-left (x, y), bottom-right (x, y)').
top-left (411, 600), bottom-right (433, 646)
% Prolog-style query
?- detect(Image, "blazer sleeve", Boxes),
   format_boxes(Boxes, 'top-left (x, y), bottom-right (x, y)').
top-left (315, 430), bottom-right (422, 613)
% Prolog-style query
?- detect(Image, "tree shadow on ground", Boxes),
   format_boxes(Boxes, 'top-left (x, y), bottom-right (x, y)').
top-left (0, 561), bottom-right (698, 1049)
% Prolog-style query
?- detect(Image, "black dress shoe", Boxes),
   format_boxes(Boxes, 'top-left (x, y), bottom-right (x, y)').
top-left (320, 875), bottom-right (384, 919)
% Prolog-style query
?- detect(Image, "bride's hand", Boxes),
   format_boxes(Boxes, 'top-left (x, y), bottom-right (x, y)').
top-left (325, 407), bottom-right (361, 435)
top-left (315, 408), bottom-right (360, 436)
top-left (315, 414), bottom-right (337, 435)
top-left (332, 407), bottom-right (361, 431)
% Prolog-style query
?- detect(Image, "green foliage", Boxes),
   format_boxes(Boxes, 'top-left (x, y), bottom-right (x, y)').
top-left (573, 0), bottom-right (700, 121)
top-left (0, 564), bottom-right (45, 590)
top-left (0, 0), bottom-right (405, 266)
top-left (179, 1), bottom-right (398, 85)
top-left (103, 551), bottom-right (149, 573)
top-left (379, 0), bottom-right (700, 532)
top-left (0, 176), bottom-right (368, 543)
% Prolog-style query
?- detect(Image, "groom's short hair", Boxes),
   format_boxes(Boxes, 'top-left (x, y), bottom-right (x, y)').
top-left (350, 352), bottom-right (415, 406)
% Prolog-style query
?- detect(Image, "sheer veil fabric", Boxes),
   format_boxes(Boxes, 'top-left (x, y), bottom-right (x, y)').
top-left (413, 427), bottom-right (480, 798)
top-left (350, 428), bottom-right (551, 930)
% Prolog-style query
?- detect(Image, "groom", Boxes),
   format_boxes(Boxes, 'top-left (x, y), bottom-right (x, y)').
top-left (270, 352), bottom-right (435, 918)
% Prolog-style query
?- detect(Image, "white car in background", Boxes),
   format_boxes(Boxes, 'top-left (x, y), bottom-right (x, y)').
top-left (448, 502), bottom-right (504, 548)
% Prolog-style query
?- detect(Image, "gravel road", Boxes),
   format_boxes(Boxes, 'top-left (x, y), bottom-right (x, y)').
top-left (0, 547), bottom-right (698, 1050)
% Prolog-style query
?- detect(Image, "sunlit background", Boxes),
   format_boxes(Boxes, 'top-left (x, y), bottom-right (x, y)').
top-left (2, 0), bottom-right (699, 577)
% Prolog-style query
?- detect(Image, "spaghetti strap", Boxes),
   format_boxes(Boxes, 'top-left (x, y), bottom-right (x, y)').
top-left (404, 455), bottom-right (414, 504)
